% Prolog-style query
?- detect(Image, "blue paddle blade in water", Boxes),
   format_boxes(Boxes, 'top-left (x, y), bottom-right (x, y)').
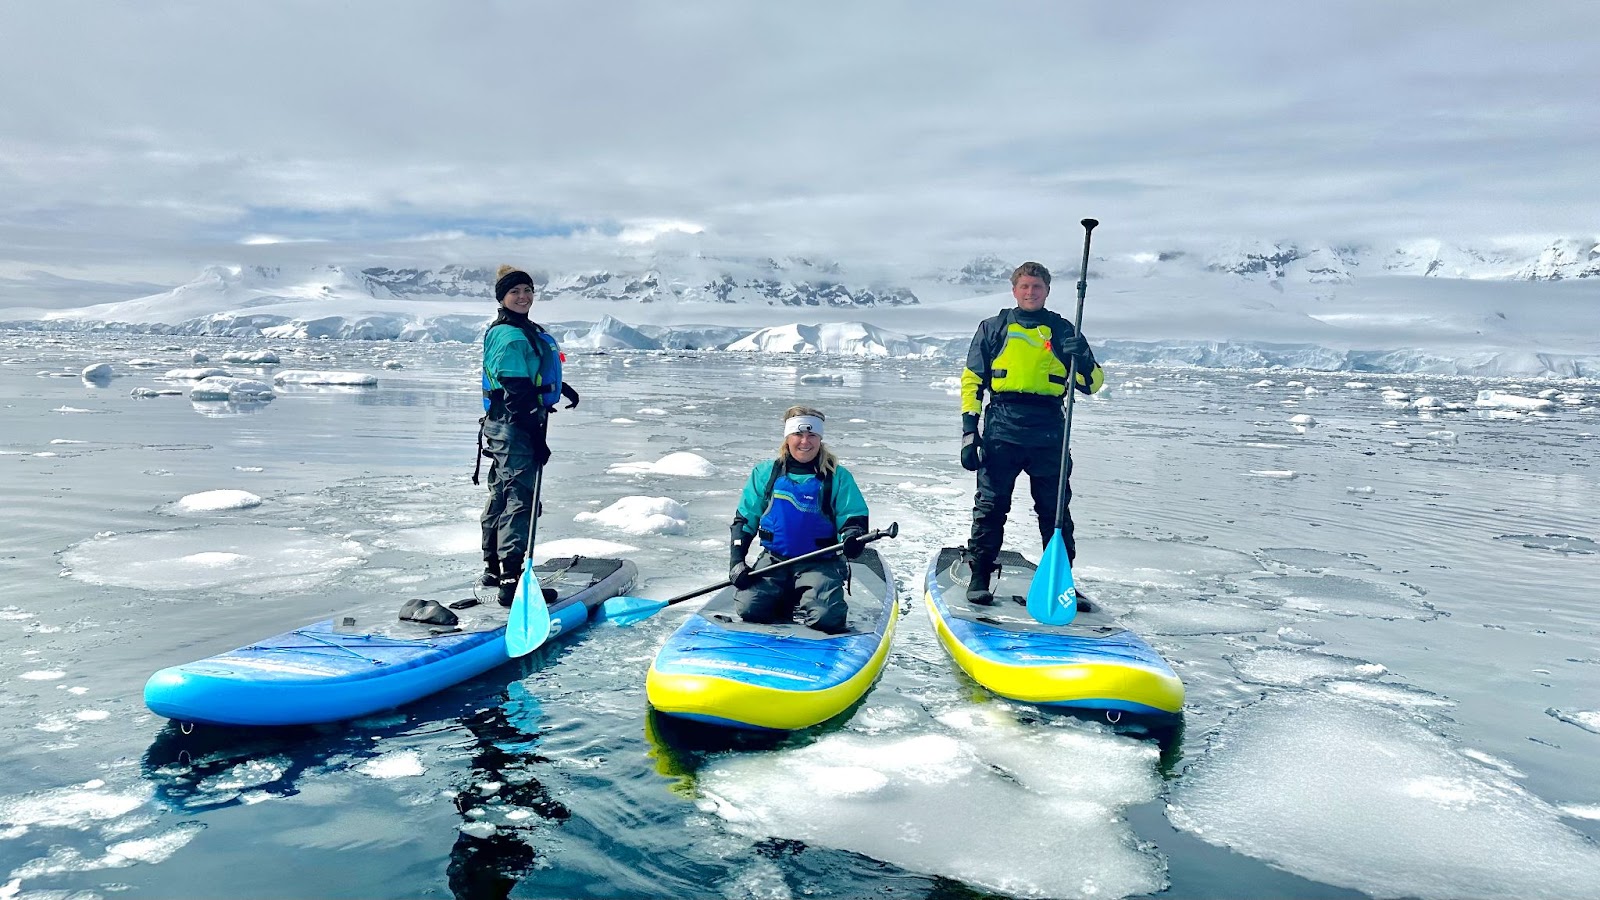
top-left (505, 568), bottom-right (552, 657)
top-left (596, 595), bottom-right (668, 626)
top-left (1026, 530), bottom-right (1079, 625)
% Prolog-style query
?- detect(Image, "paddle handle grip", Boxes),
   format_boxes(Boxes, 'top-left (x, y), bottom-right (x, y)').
top-left (662, 522), bottom-right (899, 607)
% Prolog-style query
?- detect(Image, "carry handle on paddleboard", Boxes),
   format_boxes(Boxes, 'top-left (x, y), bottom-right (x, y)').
top-left (599, 522), bottom-right (899, 625)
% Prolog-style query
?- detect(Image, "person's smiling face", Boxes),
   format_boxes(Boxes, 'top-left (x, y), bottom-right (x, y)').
top-left (501, 283), bottom-right (535, 313)
top-left (787, 430), bottom-right (821, 464)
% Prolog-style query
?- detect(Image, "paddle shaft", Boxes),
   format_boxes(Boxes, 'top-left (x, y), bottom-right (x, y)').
top-left (1052, 218), bottom-right (1097, 532)
top-left (657, 524), bottom-right (899, 609)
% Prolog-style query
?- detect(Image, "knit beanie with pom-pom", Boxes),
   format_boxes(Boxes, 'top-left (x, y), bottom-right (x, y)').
top-left (494, 265), bottom-right (534, 304)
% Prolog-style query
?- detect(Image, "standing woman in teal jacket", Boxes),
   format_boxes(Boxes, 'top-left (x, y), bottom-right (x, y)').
top-left (728, 406), bottom-right (870, 634)
top-left (478, 264), bottom-right (578, 605)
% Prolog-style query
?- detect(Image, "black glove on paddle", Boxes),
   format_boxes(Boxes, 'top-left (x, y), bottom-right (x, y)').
top-left (839, 525), bottom-right (868, 559)
top-left (729, 561), bottom-right (755, 590)
top-left (1055, 332), bottom-right (1087, 357)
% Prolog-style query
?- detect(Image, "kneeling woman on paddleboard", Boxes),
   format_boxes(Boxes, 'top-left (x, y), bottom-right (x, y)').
top-left (729, 406), bottom-right (870, 633)
top-left (477, 264), bottom-right (578, 605)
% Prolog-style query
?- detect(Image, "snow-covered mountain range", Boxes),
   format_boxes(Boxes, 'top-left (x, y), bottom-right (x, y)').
top-left (1, 238), bottom-right (1595, 377)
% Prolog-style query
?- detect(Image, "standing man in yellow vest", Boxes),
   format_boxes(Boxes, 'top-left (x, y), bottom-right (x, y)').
top-left (959, 261), bottom-right (1104, 605)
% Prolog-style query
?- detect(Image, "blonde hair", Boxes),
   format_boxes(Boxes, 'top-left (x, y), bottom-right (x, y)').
top-left (777, 405), bottom-right (836, 476)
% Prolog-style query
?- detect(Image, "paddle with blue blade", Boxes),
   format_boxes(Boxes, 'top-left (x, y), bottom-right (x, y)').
top-left (598, 522), bottom-right (899, 626)
top-left (1027, 218), bottom-right (1098, 626)
top-left (505, 464), bottom-right (552, 657)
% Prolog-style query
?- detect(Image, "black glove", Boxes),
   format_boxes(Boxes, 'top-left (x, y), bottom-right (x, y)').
top-left (1056, 332), bottom-right (1087, 357)
top-left (960, 432), bottom-right (982, 471)
top-left (531, 433), bottom-right (552, 467)
top-left (560, 382), bottom-right (580, 410)
top-left (729, 523), bottom-right (754, 588)
top-left (840, 526), bottom-right (868, 559)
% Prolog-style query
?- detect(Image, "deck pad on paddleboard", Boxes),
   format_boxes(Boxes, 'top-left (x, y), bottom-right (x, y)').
top-left (925, 547), bottom-right (1183, 717)
top-left (144, 556), bottom-right (636, 726)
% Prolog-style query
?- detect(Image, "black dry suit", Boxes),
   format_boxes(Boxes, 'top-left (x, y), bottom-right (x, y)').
top-left (959, 305), bottom-right (1104, 581)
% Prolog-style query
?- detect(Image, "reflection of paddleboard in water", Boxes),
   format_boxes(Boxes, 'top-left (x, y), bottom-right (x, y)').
top-left (646, 549), bottom-right (898, 731)
top-left (924, 548), bottom-right (1183, 720)
top-left (144, 556), bottom-right (636, 726)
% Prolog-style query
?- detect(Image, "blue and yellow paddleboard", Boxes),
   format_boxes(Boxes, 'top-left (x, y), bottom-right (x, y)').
top-left (646, 549), bottom-right (898, 731)
top-left (924, 548), bottom-right (1183, 719)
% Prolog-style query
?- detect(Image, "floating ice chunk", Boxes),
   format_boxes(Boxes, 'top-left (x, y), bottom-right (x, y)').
top-left (1228, 647), bottom-right (1386, 686)
top-left (1076, 538), bottom-right (1261, 587)
top-left (175, 489), bottom-right (263, 512)
top-left (1413, 395), bottom-right (1444, 409)
top-left (607, 451), bottom-right (715, 477)
top-left (1562, 804), bottom-right (1600, 821)
top-left (62, 524), bottom-right (365, 594)
top-left (699, 726), bottom-right (1166, 899)
top-left (1547, 708), bottom-right (1600, 734)
top-left (190, 350), bottom-right (208, 363)
top-left (610, 417), bottom-right (636, 424)
top-left (199, 758), bottom-right (288, 793)
top-left (222, 349), bottom-right (281, 364)
top-left (1326, 681), bottom-right (1455, 708)
top-left (72, 710), bottom-right (109, 722)
top-left (1346, 485), bottom-right (1375, 494)
top-left (1168, 693), bottom-right (1600, 900)
top-left (1250, 574), bottom-right (1434, 620)
top-left (20, 670), bottom-right (65, 681)
top-left (1345, 381), bottom-right (1372, 389)
top-left (273, 370), bottom-right (377, 386)
top-left (459, 821), bottom-right (497, 838)
top-left (636, 407), bottom-right (668, 416)
top-left (1251, 379), bottom-right (1274, 388)
top-left (1286, 380), bottom-right (1304, 387)
top-left (385, 521), bottom-right (479, 555)
top-left (189, 377), bottom-right (274, 401)
top-left (1248, 470), bottom-right (1297, 478)
top-left (1122, 599), bottom-right (1279, 636)
top-left (164, 367), bottom-right (228, 380)
top-left (896, 481), bottom-right (964, 496)
top-left (381, 360), bottom-right (403, 369)
top-left (1287, 413), bottom-right (1316, 426)
top-left (533, 538), bottom-right (639, 561)
top-left (1425, 429), bottom-right (1457, 443)
top-left (81, 362), bottom-right (114, 379)
top-left (1276, 626), bottom-right (1323, 646)
top-left (357, 750), bottom-right (424, 779)
top-left (0, 779), bottom-right (150, 829)
top-left (930, 376), bottom-right (961, 395)
top-left (797, 373), bottom-right (844, 385)
top-left (1476, 390), bottom-right (1555, 411)
top-left (1303, 386), bottom-right (1320, 395)
top-left (52, 406), bottom-right (90, 413)
top-left (1381, 389), bottom-right (1410, 403)
top-left (130, 387), bottom-right (184, 398)
top-left (126, 358), bottom-right (163, 367)
top-left (575, 496), bottom-right (688, 535)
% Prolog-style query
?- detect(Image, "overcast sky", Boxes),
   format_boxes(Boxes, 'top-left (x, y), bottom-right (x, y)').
top-left (2, 0), bottom-right (1596, 290)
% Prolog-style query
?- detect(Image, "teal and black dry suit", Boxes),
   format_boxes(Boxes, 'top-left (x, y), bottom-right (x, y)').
top-left (960, 305), bottom-right (1103, 584)
top-left (730, 455), bottom-right (869, 634)
top-left (478, 308), bottom-right (564, 586)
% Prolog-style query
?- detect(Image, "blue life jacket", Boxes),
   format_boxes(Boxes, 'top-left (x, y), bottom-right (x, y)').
top-left (758, 466), bottom-right (837, 558)
top-left (481, 323), bottom-right (562, 412)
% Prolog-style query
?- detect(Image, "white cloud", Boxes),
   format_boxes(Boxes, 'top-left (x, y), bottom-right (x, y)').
top-left (1, 1), bottom-right (1596, 280)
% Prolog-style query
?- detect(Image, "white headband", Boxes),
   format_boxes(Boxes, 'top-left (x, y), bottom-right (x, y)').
top-left (784, 415), bottom-right (824, 437)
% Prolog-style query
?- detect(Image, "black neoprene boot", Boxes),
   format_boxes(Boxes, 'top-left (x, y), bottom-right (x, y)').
top-left (966, 561), bottom-right (995, 606)
top-left (496, 556), bottom-right (523, 608)
top-left (479, 557), bottom-right (500, 588)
